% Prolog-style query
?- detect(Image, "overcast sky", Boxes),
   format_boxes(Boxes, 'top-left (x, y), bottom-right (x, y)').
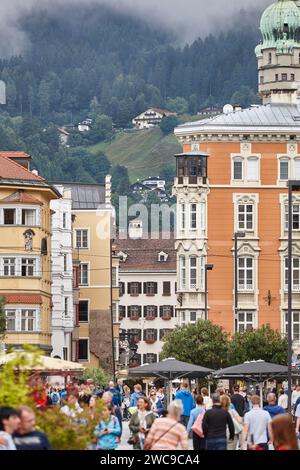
top-left (0, 0), bottom-right (272, 55)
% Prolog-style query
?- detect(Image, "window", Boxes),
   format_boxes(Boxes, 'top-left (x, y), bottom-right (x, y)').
top-left (233, 159), bottom-right (243, 180)
top-left (238, 257), bottom-right (254, 290)
top-left (260, 76), bottom-right (264, 84)
top-left (159, 329), bottom-right (172, 340)
top-left (190, 256), bottom-right (197, 289)
top-left (128, 329), bottom-right (141, 343)
top-left (63, 254), bottom-right (67, 273)
top-left (160, 306), bottom-right (173, 318)
top-left (238, 204), bottom-right (253, 231)
top-left (63, 212), bottom-right (67, 229)
top-left (144, 305), bottom-right (157, 318)
top-left (180, 203), bottom-right (186, 230)
top-left (79, 263), bottom-right (88, 286)
top-left (21, 258), bottom-right (35, 277)
top-left (280, 160), bottom-right (289, 180)
top-left (275, 74), bottom-right (278, 81)
top-left (5, 310), bottom-right (16, 331)
top-left (291, 73), bottom-right (295, 81)
top-left (119, 282), bottom-right (125, 296)
top-left (143, 354), bottom-right (157, 364)
top-left (285, 204), bottom-right (300, 231)
top-left (268, 52), bottom-right (272, 64)
top-left (119, 305), bottom-right (126, 319)
top-left (163, 281), bottom-right (171, 296)
top-left (190, 311), bottom-right (197, 322)
top-left (128, 282), bottom-right (141, 295)
top-left (78, 300), bottom-right (89, 322)
top-left (112, 267), bottom-right (118, 287)
top-left (78, 339), bottom-right (89, 361)
top-left (295, 159), bottom-right (300, 179)
top-left (144, 329), bottom-right (157, 342)
top-left (247, 158), bottom-right (259, 181)
top-left (75, 230), bottom-right (88, 248)
top-left (21, 209), bottom-right (36, 225)
top-left (112, 303), bottom-right (118, 323)
top-left (285, 257), bottom-right (300, 291)
top-left (179, 256), bottom-right (186, 289)
top-left (237, 311), bottom-right (254, 332)
top-left (3, 258), bottom-right (16, 276)
top-left (4, 209), bottom-right (15, 225)
top-left (144, 282), bottom-right (157, 295)
top-left (284, 311), bottom-right (300, 342)
top-left (64, 298), bottom-right (68, 316)
top-left (21, 309), bottom-right (35, 331)
top-left (128, 305), bottom-right (141, 319)
top-left (282, 73), bottom-right (287, 81)
top-left (190, 203), bottom-right (197, 229)
top-left (181, 311), bottom-right (186, 324)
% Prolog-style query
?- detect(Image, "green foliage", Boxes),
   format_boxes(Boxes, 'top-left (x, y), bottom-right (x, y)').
top-left (161, 320), bottom-right (230, 369)
top-left (229, 325), bottom-right (288, 365)
top-left (160, 115), bottom-right (178, 135)
top-left (80, 367), bottom-right (110, 387)
top-left (0, 297), bottom-right (6, 340)
top-left (166, 97), bottom-right (188, 115)
top-left (111, 165), bottom-right (130, 195)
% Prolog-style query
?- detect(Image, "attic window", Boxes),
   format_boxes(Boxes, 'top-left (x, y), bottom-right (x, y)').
top-left (158, 252), bottom-right (168, 262)
top-left (283, 23), bottom-right (289, 34)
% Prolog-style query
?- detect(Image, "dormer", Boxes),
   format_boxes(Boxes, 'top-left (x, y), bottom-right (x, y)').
top-left (158, 251), bottom-right (168, 262)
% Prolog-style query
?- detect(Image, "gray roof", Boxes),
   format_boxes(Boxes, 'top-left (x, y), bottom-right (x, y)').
top-left (175, 103), bottom-right (300, 135)
top-left (63, 183), bottom-right (105, 210)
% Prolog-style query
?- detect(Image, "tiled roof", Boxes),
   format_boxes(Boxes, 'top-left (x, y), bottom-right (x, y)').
top-left (0, 151), bottom-right (31, 159)
top-left (0, 156), bottom-right (44, 181)
top-left (0, 190), bottom-right (43, 205)
top-left (115, 234), bottom-right (176, 271)
top-left (3, 294), bottom-right (43, 304)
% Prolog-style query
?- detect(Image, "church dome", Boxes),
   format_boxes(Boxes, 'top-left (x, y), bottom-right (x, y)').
top-left (259, 0), bottom-right (300, 52)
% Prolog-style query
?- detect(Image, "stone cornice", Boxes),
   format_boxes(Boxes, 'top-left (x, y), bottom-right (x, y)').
top-left (176, 133), bottom-right (300, 144)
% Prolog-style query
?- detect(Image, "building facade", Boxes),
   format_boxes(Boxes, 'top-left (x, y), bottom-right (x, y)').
top-left (173, 0), bottom-right (300, 355)
top-left (116, 226), bottom-right (177, 367)
top-left (50, 186), bottom-right (74, 360)
top-left (0, 153), bottom-right (59, 353)
top-left (132, 108), bottom-right (177, 130)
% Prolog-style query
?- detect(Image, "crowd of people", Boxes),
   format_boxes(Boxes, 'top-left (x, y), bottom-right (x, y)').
top-left (0, 378), bottom-right (300, 451)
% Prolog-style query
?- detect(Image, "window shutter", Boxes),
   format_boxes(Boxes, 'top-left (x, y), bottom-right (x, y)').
top-left (138, 306), bottom-right (142, 316)
top-left (154, 283), bottom-right (158, 294)
top-left (143, 282), bottom-right (147, 294)
top-left (138, 282), bottom-right (142, 294)
top-left (154, 306), bottom-right (158, 315)
top-left (143, 306), bottom-right (147, 317)
top-left (160, 306), bottom-right (163, 317)
top-left (170, 306), bottom-right (174, 316)
top-left (154, 329), bottom-right (157, 340)
top-left (247, 158), bottom-right (259, 181)
top-left (128, 282), bottom-right (131, 294)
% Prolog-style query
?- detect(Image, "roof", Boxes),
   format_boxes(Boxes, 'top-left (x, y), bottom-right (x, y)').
top-left (151, 108), bottom-right (176, 116)
top-left (129, 358), bottom-right (213, 379)
top-left (142, 176), bottom-right (164, 181)
top-left (0, 190), bottom-right (43, 205)
top-left (61, 182), bottom-right (105, 210)
top-left (57, 128), bottom-right (70, 136)
top-left (0, 151), bottom-right (31, 159)
top-left (175, 103), bottom-right (300, 135)
top-left (0, 156), bottom-right (44, 182)
top-left (2, 294), bottom-right (43, 304)
top-left (115, 234), bottom-right (176, 271)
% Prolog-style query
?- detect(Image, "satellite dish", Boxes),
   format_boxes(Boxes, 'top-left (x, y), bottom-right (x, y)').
top-left (223, 104), bottom-right (234, 115)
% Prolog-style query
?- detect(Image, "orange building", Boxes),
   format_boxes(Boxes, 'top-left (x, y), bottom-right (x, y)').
top-left (173, 0), bottom-right (300, 353)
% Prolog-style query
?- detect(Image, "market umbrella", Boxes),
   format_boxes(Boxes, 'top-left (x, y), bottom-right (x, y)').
top-left (213, 360), bottom-right (288, 406)
top-left (0, 352), bottom-right (85, 375)
top-left (129, 357), bottom-right (213, 405)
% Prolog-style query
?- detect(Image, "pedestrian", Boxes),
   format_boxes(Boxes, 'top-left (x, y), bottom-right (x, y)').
top-left (187, 395), bottom-right (206, 450)
top-left (0, 407), bottom-right (20, 450)
top-left (149, 390), bottom-right (164, 417)
top-left (157, 387), bottom-right (165, 405)
top-left (264, 392), bottom-right (286, 418)
top-left (78, 383), bottom-right (92, 406)
top-left (102, 391), bottom-right (123, 433)
top-left (105, 381), bottom-right (122, 407)
top-left (60, 391), bottom-right (83, 418)
top-left (122, 385), bottom-right (131, 420)
top-left (220, 394), bottom-right (243, 451)
top-left (128, 397), bottom-right (156, 450)
top-left (175, 383), bottom-right (195, 427)
top-left (201, 387), bottom-right (213, 410)
top-left (295, 400), bottom-right (300, 436)
top-left (88, 395), bottom-right (98, 420)
top-left (277, 389), bottom-right (288, 412)
top-left (50, 388), bottom-right (60, 406)
top-left (202, 392), bottom-right (234, 451)
top-left (292, 384), bottom-right (300, 414)
top-left (230, 385), bottom-right (246, 418)
top-left (241, 395), bottom-right (272, 450)
top-left (94, 405), bottom-right (121, 451)
top-left (271, 414), bottom-right (298, 451)
top-left (13, 406), bottom-right (51, 450)
top-left (129, 384), bottom-right (144, 408)
top-left (144, 400), bottom-right (188, 450)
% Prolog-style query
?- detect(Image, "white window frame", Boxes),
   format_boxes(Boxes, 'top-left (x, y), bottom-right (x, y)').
top-left (190, 311), bottom-right (197, 323)
top-left (3, 258), bottom-right (16, 276)
top-left (189, 256), bottom-right (198, 289)
top-left (236, 311), bottom-right (255, 332)
top-left (284, 257), bottom-right (300, 292)
top-left (21, 258), bottom-right (36, 277)
top-left (21, 208), bottom-right (37, 226)
top-left (284, 203), bottom-right (300, 231)
top-left (74, 229), bottom-right (89, 249)
top-left (62, 212), bottom-right (67, 229)
top-left (189, 203), bottom-right (197, 230)
top-left (0, 206), bottom-right (40, 226)
top-left (180, 203), bottom-right (186, 230)
top-left (278, 157), bottom-right (290, 182)
top-left (232, 157), bottom-right (243, 182)
top-left (179, 256), bottom-right (186, 290)
top-left (237, 203), bottom-right (254, 231)
top-left (5, 309), bottom-right (16, 331)
top-left (238, 257), bottom-right (254, 291)
top-left (246, 157), bottom-right (259, 182)
top-left (284, 311), bottom-right (300, 342)
top-left (78, 338), bottom-right (90, 362)
top-left (112, 266), bottom-right (118, 287)
top-left (5, 307), bottom-right (40, 332)
top-left (79, 262), bottom-right (89, 286)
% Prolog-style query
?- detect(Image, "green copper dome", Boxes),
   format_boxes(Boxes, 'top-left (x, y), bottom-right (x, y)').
top-left (257, 0), bottom-right (300, 55)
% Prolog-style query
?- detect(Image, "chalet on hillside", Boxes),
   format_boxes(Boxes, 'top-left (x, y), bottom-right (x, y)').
top-left (132, 108), bottom-right (177, 130)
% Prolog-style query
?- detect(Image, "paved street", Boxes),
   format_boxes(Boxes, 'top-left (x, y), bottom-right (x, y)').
top-left (118, 421), bottom-right (193, 450)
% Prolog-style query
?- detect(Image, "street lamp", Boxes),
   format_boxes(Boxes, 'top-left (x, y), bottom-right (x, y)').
top-left (287, 181), bottom-right (300, 413)
top-left (234, 231), bottom-right (246, 332)
top-left (204, 263), bottom-right (214, 320)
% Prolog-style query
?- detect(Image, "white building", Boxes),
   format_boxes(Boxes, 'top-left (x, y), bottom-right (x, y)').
top-left (141, 176), bottom-right (166, 191)
top-left (132, 108), bottom-right (177, 130)
top-left (50, 186), bottom-right (74, 360)
top-left (116, 224), bottom-right (177, 367)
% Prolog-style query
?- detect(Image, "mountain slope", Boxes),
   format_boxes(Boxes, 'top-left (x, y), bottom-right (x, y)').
top-left (88, 129), bottom-right (181, 181)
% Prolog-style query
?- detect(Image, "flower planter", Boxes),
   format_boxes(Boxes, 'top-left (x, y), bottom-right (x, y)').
top-left (145, 316), bottom-right (156, 321)
top-left (145, 339), bottom-right (156, 344)
top-left (161, 316), bottom-right (172, 321)
top-left (129, 316), bottom-right (140, 321)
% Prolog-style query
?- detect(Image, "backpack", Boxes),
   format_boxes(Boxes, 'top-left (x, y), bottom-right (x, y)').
top-left (191, 410), bottom-right (205, 438)
top-left (51, 392), bottom-right (60, 405)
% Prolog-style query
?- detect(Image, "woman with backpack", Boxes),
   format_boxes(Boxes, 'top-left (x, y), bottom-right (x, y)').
top-left (128, 397), bottom-right (156, 450)
top-left (94, 405), bottom-right (121, 450)
top-left (187, 395), bottom-right (206, 450)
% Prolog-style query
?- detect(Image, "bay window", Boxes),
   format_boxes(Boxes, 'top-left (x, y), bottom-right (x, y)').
top-left (189, 256), bottom-right (197, 289)
top-left (21, 258), bottom-right (35, 277)
top-left (3, 258), bottom-right (16, 276)
top-left (190, 203), bottom-right (197, 230)
top-left (22, 209), bottom-right (36, 225)
top-left (179, 256), bottom-right (186, 289)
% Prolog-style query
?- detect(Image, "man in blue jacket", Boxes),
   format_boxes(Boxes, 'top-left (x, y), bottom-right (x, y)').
top-left (129, 384), bottom-right (144, 407)
top-left (263, 393), bottom-right (286, 418)
top-left (175, 383), bottom-right (195, 427)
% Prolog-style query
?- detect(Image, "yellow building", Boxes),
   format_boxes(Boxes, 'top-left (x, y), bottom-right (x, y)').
top-left (0, 152), bottom-right (60, 353)
top-left (67, 177), bottom-right (117, 374)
